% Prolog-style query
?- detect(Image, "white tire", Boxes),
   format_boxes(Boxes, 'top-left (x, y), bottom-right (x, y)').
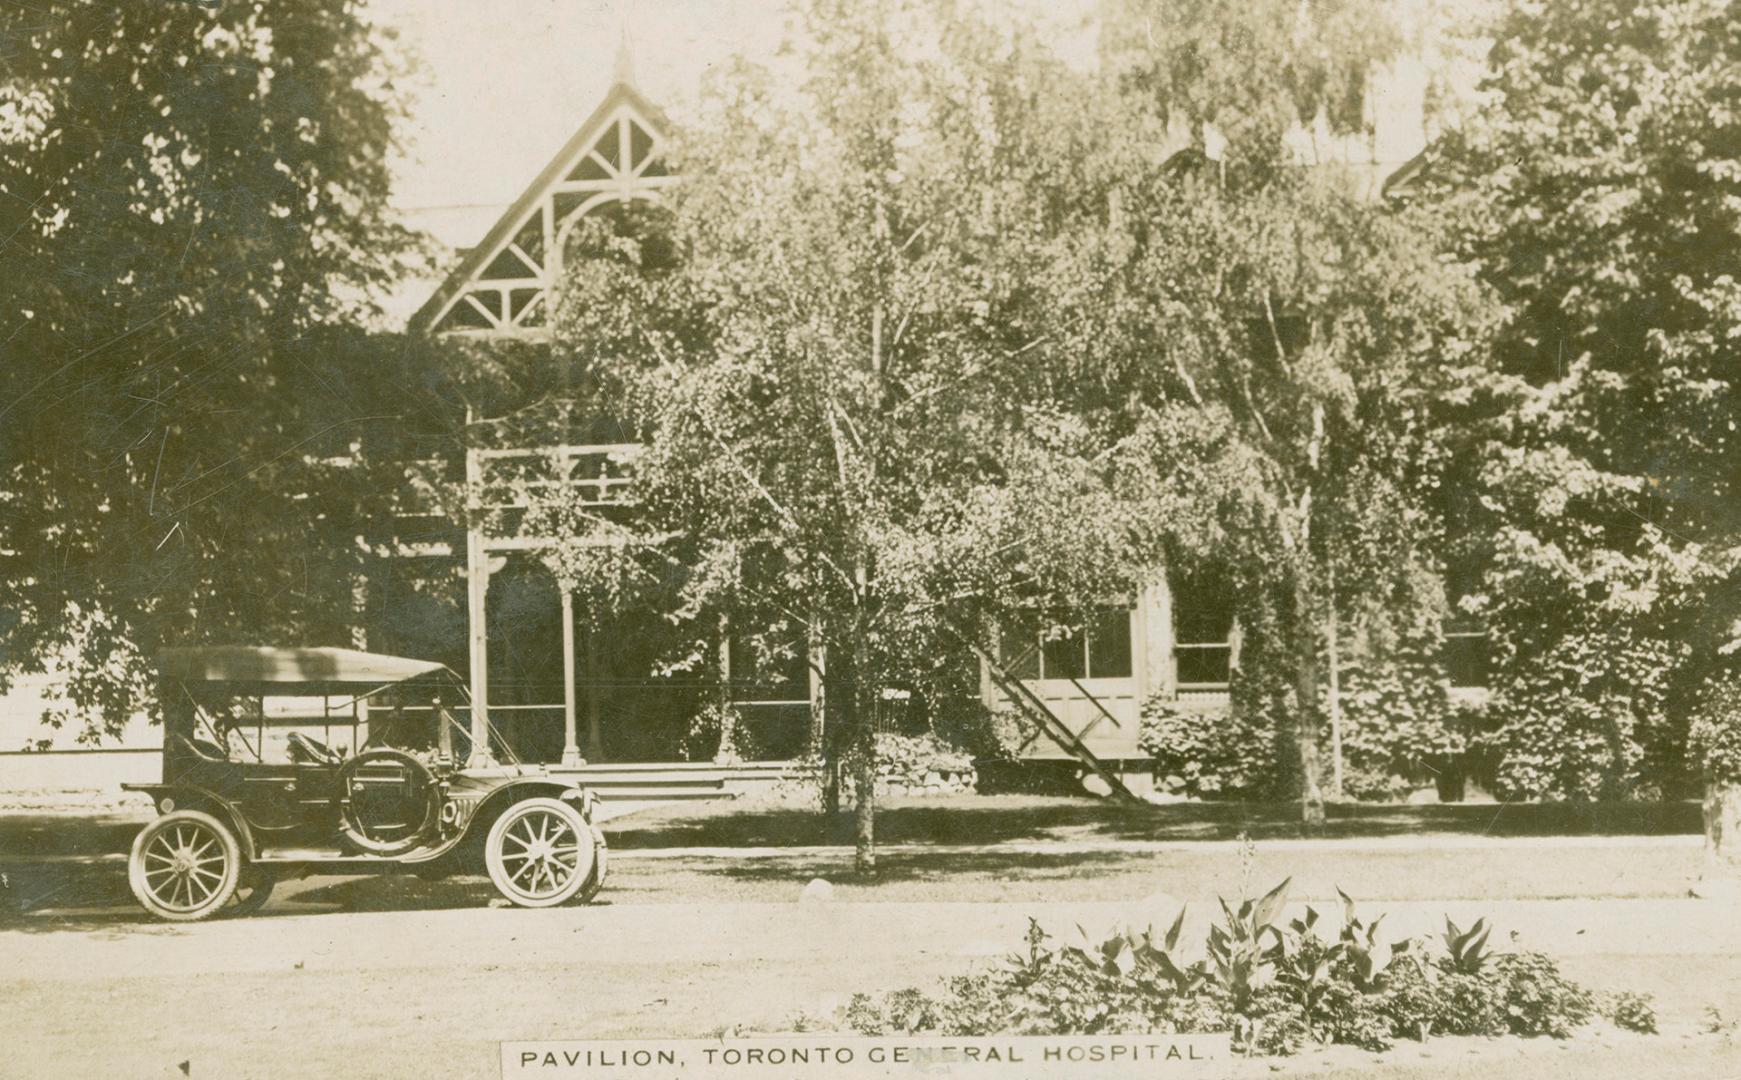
top-left (129, 810), bottom-right (242, 922)
top-left (576, 825), bottom-right (609, 904)
top-left (484, 798), bottom-right (597, 908)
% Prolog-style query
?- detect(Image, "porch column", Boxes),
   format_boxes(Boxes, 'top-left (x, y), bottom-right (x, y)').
top-left (584, 625), bottom-right (605, 761)
top-left (464, 437), bottom-right (495, 767)
top-left (560, 588), bottom-right (584, 766)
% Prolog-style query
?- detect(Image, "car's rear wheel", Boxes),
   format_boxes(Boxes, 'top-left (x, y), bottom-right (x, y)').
top-left (129, 810), bottom-right (241, 922)
top-left (484, 798), bottom-right (596, 908)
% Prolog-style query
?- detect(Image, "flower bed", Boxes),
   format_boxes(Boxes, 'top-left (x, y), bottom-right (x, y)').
top-left (833, 879), bottom-right (1657, 1056)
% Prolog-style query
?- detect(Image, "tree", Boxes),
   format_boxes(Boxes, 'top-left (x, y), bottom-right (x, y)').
top-left (0, 1), bottom-right (424, 739)
top-left (1057, 0), bottom-right (1488, 826)
top-left (547, 0), bottom-right (1152, 873)
top-left (1426, 0), bottom-right (1741, 866)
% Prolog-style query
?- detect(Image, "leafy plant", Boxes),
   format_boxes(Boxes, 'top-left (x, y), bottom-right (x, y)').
top-left (1489, 951), bottom-right (1593, 1038)
top-left (1441, 916), bottom-right (1493, 975)
top-left (1138, 693), bottom-right (1289, 800)
top-left (1689, 675), bottom-right (1741, 785)
top-left (1428, 967), bottom-right (1506, 1037)
top-left (1337, 887), bottom-right (1409, 991)
top-left (1267, 901), bottom-right (1397, 1052)
top-left (1273, 907), bottom-right (1345, 1026)
top-left (1206, 877), bottom-right (1290, 1017)
top-left (867, 732), bottom-right (977, 793)
top-left (1375, 947), bottom-right (1438, 1041)
top-left (1605, 991), bottom-right (1658, 1035)
top-left (836, 884), bottom-right (1618, 1056)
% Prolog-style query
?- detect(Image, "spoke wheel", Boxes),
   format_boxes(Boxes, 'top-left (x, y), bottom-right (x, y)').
top-left (484, 798), bottom-right (595, 908)
top-left (128, 810), bottom-right (241, 922)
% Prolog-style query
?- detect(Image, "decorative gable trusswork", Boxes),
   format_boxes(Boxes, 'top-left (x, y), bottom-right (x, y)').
top-left (411, 79), bottom-right (674, 338)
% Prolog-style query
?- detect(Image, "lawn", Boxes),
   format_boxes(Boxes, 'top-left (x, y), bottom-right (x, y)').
top-left (1, 794), bottom-right (1711, 921)
top-left (603, 794), bottom-right (1704, 848)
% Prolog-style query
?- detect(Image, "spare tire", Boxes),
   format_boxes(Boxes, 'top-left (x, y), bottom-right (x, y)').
top-left (338, 748), bottom-right (439, 856)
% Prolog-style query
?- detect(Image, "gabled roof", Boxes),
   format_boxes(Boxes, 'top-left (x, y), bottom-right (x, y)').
top-left (410, 78), bottom-right (675, 338)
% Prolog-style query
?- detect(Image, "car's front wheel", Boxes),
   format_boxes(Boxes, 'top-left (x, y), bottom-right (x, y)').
top-left (128, 810), bottom-right (242, 922)
top-left (483, 798), bottom-right (597, 908)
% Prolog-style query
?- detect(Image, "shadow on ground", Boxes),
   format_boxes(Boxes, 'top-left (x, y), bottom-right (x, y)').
top-left (0, 797), bottom-right (1703, 863)
top-left (603, 797), bottom-right (1703, 850)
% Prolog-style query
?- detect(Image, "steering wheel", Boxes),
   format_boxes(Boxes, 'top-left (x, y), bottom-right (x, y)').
top-left (337, 748), bottom-right (439, 856)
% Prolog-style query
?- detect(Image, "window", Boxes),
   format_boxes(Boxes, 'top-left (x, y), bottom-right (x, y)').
top-left (1443, 557), bottom-right (1490, 689)
top-left (999, 608), bottom-right (1133, 681)
top-left (1443, 625), bottom-right (1489, 688)
top-left (1173, 566), bottom-right (1235, 688)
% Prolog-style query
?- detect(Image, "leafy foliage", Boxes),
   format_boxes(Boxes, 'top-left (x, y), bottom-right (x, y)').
top-left (0, 0), bottom-right (427, 738)
top-left (1486, 952), bottom-right (1594, 1039)
top-left (1605, 992), bottom-right (1659, 1035)
top-left (857, 732), bottom-right (976, 793)
top-left (1440, 917), bottom-right (1493, 975)
top-left (1138, 695), bottom-right (1288, 799)
top-left (1690, 674), bottom-right (1741, 785)
top-left (835, 882), bottom-right (1614, 1054)
top-left (1429, 0), bottom-right (1741, 801)
top-left (546, 0), bottom-right (1169, 868)
top-left (1205, 877), bottom-right (1291, 1015)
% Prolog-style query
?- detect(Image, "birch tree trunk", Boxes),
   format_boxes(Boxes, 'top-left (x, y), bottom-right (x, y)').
top-left (852, 628), bottom-right (877, 876)
top-left (1293, 564), bottom-right (1328, 830)
top-left (1703, 775), bottom-right (1741, 889)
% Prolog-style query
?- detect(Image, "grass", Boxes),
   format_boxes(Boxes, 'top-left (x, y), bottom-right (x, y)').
top-left (0, 793), bottom-right (1709, 920)
top-left (603, 794), bottom-right (1704, 850)
top-left (1, 820), bottom-right (1705, 924)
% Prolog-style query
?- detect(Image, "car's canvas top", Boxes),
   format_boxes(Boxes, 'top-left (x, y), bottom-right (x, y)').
top-left (159, 646), bottom-right (451, 690)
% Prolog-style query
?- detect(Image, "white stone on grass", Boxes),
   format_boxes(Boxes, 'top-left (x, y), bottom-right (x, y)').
top-left (799, 878), bottom-right (834, 904)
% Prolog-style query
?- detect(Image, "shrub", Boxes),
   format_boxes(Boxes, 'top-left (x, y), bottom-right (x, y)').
top-left (681, 701), bottom-right (754, 763)
top-left (1265, 913), bottom-right (1393, 1052)
top-left (1337, 655), bottom-right (1463, 801)
top-left (1488, 951), bottom-right (1593, 1038)
top-left (1689, 675), bottom-right (1741, 785)
top-left (1475, 528), bottom-right (1708, 801)
top-left (1138, 696), bottom-right (1287, 799)
top-left (840, 988), bottom-right (938, 1036)
top-left (1430, 967), bottom-right (1506, 1036)
top-left (1605, 991), bottom-right (1658, 1035)
top-left (1376, 952), bottom-right (1438, 1040)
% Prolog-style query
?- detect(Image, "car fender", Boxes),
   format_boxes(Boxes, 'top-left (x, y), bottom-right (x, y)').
top-left (400, 777), bottom-right (594, 867)
top-left (123, 784), bottom-right (259, 861)
top-left (462, 778), bottom-right (593, 838)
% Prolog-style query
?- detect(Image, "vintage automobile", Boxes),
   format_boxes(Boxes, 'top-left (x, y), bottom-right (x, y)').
top-left (123, 646), bottom-right (607, 921)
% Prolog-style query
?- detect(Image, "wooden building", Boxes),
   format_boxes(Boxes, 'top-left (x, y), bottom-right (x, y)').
top-left (380, 60), bottom-right (1462, 791)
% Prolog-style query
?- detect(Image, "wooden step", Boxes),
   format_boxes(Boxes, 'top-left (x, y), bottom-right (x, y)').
top-left (573, 774), bottom-right (728, 789)
top-left (591, 786), bottom-right (738, 802)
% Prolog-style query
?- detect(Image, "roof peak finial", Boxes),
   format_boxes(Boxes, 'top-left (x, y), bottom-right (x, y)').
top-left (612, 20), bottom-right (636, 88)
